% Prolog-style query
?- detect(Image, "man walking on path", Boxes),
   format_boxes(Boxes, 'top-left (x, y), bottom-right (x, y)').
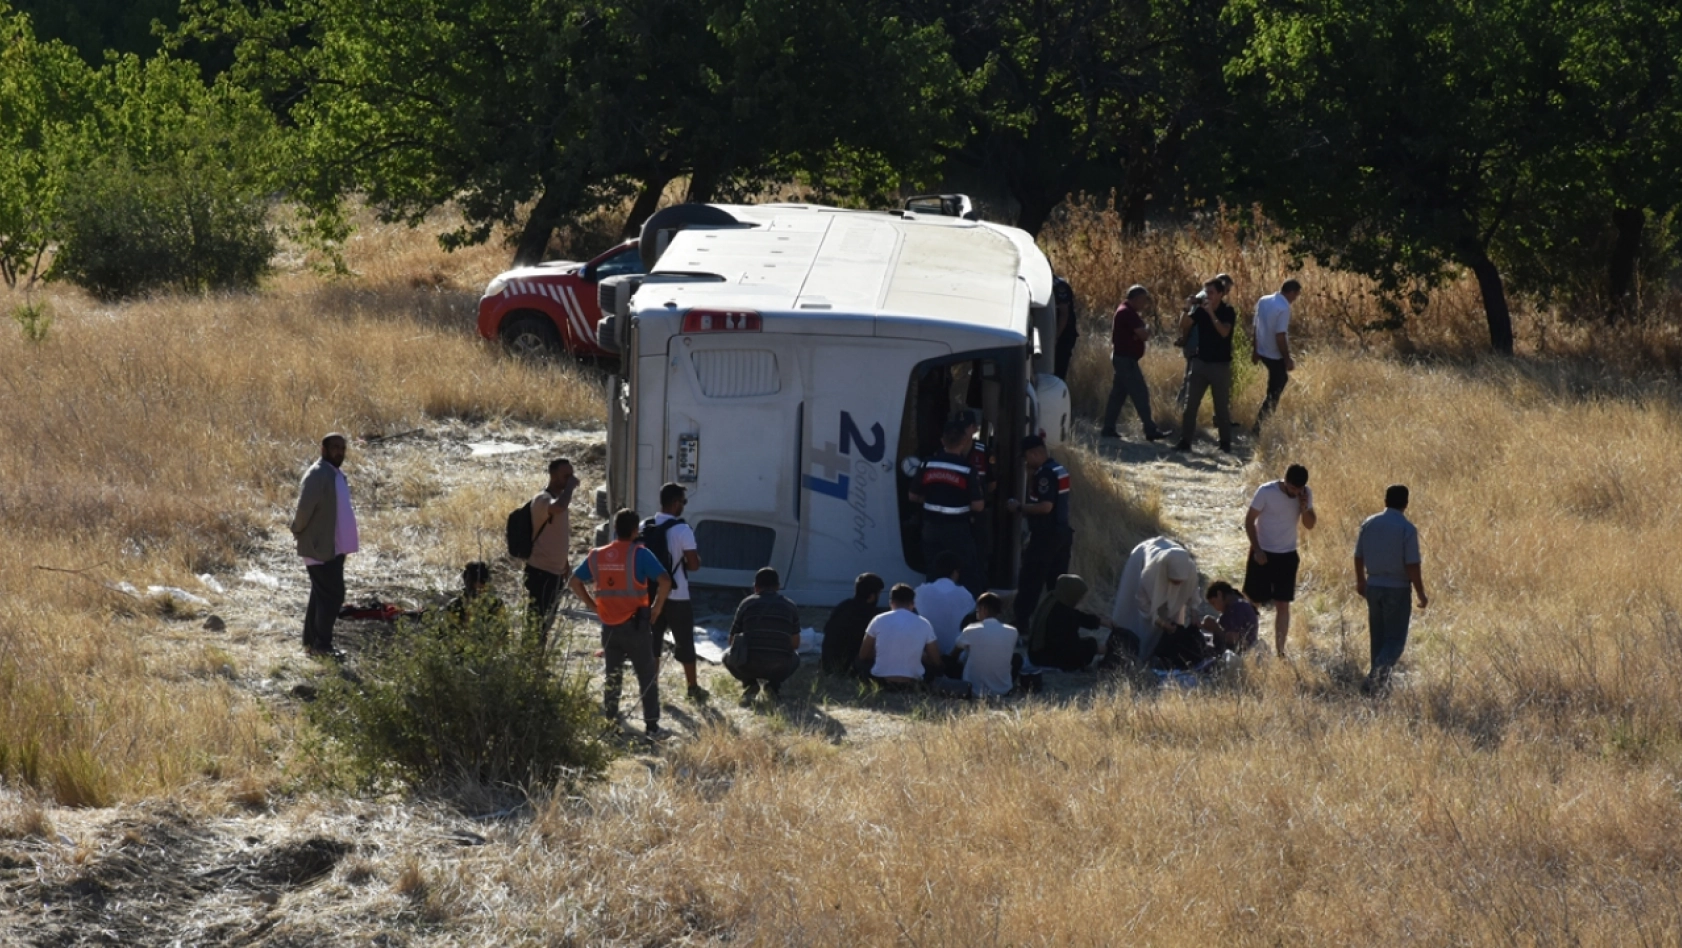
top-left (1252, 280), bottom-right (1302, 427)
top-left (1355, 485), bottom-right (1428, 693)
top-left (525, 457), bottom-right (579, 651)
top-left (645, 482), bottom-right (709, 703)
top-left (1244, 463), bottom-right (1317, 657)
top-left (1100, 285), bottom-right (1171, 442)
top-left (569, 509), bottom-right (672, 738)
top-left (291, 433), bottom-right (359, 659)
top-left (1175, 278), bottom-right (1238, 453)
top-left (1007, 435), bottom-right (1072, 627)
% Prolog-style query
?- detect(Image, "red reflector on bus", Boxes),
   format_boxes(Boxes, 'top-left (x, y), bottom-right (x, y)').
top-left (683, 310), bottom-right (761, 333)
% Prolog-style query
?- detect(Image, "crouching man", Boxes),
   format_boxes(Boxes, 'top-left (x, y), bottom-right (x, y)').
top-left (726, 567), bottom-right (802, 707)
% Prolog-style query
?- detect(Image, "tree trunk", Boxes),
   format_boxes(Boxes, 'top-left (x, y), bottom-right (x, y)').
top-left (622, 173), bottom-right (671, 239)
top-left (1607, 205), bottom-right (1644, 324)
top-left (1467, 252), bottom-right (1515, 355)
top-left (686, 167), bottom-right (718, 206)
top-left (513, 187), bottom-right (569, 266)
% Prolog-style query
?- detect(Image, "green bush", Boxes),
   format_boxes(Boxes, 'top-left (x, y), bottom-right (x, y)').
top-left (50, 156), bottom-right (275, 300)
top-left (308, 603), bottom-right (613, 790)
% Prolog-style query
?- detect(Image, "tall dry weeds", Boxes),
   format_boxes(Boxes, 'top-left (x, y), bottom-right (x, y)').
top-left (0, 210), bottom-right (603, 802)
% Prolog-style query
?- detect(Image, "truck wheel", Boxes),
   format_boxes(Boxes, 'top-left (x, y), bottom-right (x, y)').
top-left (501, 314), bottom-right (562, 359)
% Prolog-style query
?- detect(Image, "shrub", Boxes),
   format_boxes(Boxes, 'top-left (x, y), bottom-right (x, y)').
top-left (308, 603), bottom-right (613, 790)
top-left (51, 156), bottom-right (275, 300)
top-left (10, 299), bottom-right (50, 342)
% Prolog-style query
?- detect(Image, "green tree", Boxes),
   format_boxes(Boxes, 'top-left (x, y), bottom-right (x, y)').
top-left (188, 0), bottom-right (960, 265)
top-left (14, 0), bottom-right (179, 63)
top-left (0, 4), bottom-right (95, 289)
top-left (50, 53), bottom-right (279, 297)
top-left (907, 0), bottom-right (1221, 235)
top-left (1228, 0), bottom-right (1588, 353)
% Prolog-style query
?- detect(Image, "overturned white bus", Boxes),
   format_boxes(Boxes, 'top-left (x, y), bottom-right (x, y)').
top-left (592, 199), bottom-right (1071, 603)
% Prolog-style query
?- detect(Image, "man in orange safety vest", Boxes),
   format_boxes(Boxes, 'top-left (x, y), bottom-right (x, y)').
top-left (569, 508), bottom-right (672, 738)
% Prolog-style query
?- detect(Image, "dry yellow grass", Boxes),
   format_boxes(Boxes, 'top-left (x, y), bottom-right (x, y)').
top-left (478, 348), bottom-right (1682, 944)
top-left (6, 199), bottom-right (1682, 944)
top-left (0, 209), bottom-right (603, 804)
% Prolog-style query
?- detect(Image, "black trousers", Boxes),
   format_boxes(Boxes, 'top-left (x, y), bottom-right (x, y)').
top-left (922, 516), bottom-right (982, 594)
top-left (727, 651), bottom-right (800, 689)
top-left (1015, 529), bottom-right (1073, 627)
top-left (602, 617), bottom-right (660, 726)
top-left (523, 564), bottom-right (565, 650)
top-left (303, 555), bottom-right (346, 653)
top-left (1258, 356), bottom-right (1290, 424)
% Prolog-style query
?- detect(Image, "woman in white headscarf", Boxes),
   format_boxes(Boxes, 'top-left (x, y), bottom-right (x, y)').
top-left (1110, 537), bottom-right (1199, 662)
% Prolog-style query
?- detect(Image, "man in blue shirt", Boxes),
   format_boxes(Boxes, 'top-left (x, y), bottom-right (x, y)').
top-left (1354, 485), bottom-right (1428, 694)
top-left (569, 509), bottom-right (672, 737)
top-left (1007, 435), bottom-right (1072, 626)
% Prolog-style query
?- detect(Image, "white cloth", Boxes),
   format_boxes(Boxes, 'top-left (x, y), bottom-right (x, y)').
top-left (1253, 292), bottom-right (1292, 359)
top-left (303, 466), bottom-right (359, 566)
top-left (866, 608), bottom-right (936, 679)
top-left (652, 512), bottom-right (699, 600)
top-left (1250, 481), bottom-right (1312, 553)
top-left (1111, 537), bottom-right (1198, 661)
top-left (914, 578), bottom-right (976, 654)
top-left (957, 618), bottom-right (1018, 696)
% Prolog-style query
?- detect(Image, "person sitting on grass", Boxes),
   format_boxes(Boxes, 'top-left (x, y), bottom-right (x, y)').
top-left (1199, 580), bottom-right (1259, 654)
top-left (915, 551), bottom-right (978, 678)
top-left (1026, 574), bottom-right (1121, 672)
top-left (822, 572), bottom-right (885, 676)
top-left (857, 583), bottom-right (941, 688)
top-left (954, 592), bottom-right (1020, 697)
top-left (445, 561), bottom-right (507, 633)
top-left (725, 567), bottom-right (803, 707)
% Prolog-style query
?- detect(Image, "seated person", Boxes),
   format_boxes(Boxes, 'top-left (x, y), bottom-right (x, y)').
top-left (1110, 537), bottom-right (1199, 663)
top-left (725, 568), bottom-right (802, 706)
top-left (444, 561), bottom-right (508, 635)
top-left (857, 584), bottom-right (941, 687)
top-left (954, 592), bottom-right (1020, 697)
top-left (1200, 580), bottom-right (1260, 654)
top-left (915, 551), bottom-right (977, 678)
top-left (1027, 574), bottom-right (1119, 672)
top-left (822, 572), bottom-right (885, 676)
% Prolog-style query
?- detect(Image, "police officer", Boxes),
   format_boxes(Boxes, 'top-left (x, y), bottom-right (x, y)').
top-left (909, 420), bottom-right (985, 594)
top-left (1007, 435), bottom-right (1072, 626)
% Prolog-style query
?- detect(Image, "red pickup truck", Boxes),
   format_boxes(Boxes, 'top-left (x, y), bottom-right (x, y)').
top-left (476, 240), bottom-right (645, 358)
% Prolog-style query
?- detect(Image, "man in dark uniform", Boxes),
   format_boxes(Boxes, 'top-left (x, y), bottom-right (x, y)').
top-left (1052, 275), bottom-right (1078, 381)
top-left (909, 421), bottom-right (986, 594)
top-left (1007, 435), bottom-right (1072, 626)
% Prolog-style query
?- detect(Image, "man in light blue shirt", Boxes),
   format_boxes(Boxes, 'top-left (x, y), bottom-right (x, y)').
top-left (1354, 484), bottom-right (1428, 693)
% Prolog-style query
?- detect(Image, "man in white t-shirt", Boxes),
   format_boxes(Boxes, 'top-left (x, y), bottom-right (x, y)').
top-left (858, 584), bottom-right (940, 685)
top-left (645, 482), bottom-right (708, 704)
top-left (955, 593), bottom-right (1019, 697)
top-left (1251, 279), bottom-right (1302, 427)
top-left (915, 550), bottom-right (977, 674)
top-left (1243, 463), bottom-right (1318, 657)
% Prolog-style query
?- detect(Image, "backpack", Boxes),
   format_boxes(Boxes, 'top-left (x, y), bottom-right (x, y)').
top-left (638, 516), bottom-right (686, 580)
top-left (506, 499), bottom-right (553, 560)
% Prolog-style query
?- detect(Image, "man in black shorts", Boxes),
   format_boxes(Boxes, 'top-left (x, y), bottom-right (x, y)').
top-left (1243, 463), bottom-right (1317, 657)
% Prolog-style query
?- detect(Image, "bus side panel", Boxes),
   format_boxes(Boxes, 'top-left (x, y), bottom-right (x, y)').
top-left (792, 338), bottom-right (948, 601)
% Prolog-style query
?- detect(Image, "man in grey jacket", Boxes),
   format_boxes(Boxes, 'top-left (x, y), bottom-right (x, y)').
top-left (291, 433), bottom-right (360, 658)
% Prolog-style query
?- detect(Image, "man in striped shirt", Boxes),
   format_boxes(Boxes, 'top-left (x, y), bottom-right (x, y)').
top-left (1008, 435), bottom-right (1072, 625)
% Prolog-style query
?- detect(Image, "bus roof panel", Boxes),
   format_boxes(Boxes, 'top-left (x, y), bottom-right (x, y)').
top-left (648, 205), bottom-right (1032, 339)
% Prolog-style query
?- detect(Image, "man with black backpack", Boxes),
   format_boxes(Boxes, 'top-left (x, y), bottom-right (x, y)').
top-left (517, 458), bottom-right (578, 651)
top-left (643, 482), bottom-right (708, 704)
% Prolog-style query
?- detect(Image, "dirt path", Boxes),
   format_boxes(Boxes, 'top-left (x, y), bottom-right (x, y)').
top-left (0, 417), bottom-right (1265, 947)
